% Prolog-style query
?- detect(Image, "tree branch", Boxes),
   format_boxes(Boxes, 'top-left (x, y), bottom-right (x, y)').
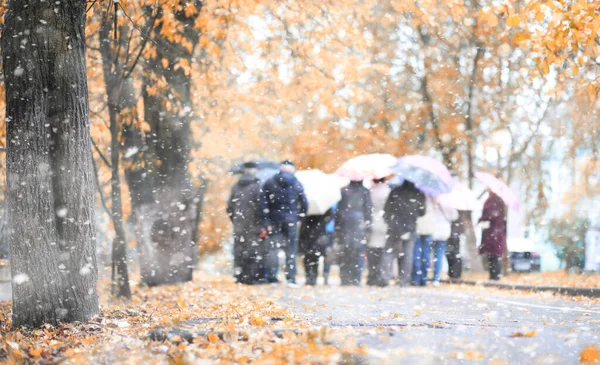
top-left (91, 138), bottom-right (112, 169)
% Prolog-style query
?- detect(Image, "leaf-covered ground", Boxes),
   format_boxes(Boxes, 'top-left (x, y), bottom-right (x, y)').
top-left (462, 271), bottom-right (600, 288)
top-left (2, 270), bottom-right (600, 364)
top-left (0, 273), bottom-right (368, 365)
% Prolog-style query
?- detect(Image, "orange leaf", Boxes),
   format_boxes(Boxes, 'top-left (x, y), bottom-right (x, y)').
top-left (465, 351), bottom-right (485, 360)
top-left (11, 349), bottom-right (26, 358)
top-left (580, 345), bottom-right (600, 364)
top-left (64, 348), bottom-right (75, 357)
top-left (249, 316), bottom-right (267, 326)
top-left (29, 348), bottom-right (43, 357)
top-left (506, 15), bottom-right (520, 27)
top-left (511, 330), bottom-right (536, 337)
top-left (236, 356), bottom-right (250, 364)
top-left (80, 337), bottom-right (95, 345)
top-left (207, 333), bottom-right (219, 343)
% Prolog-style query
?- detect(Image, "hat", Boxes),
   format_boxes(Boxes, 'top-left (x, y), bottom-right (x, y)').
top-left (280, 160), bottom-right (295, 167)
top-left (243, 161), bottom-right (258, 169)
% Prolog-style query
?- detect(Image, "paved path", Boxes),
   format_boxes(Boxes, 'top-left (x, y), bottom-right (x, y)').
top-left (273, 284), bottom-right (600, 364)
top-left (0, 282), bottom-right (10, 302)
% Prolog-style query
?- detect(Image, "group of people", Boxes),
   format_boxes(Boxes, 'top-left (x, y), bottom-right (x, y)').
top-left (227, 160), bottom-right (507, 287)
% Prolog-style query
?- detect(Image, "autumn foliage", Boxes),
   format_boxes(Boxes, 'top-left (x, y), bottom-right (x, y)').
top-left (0, 0), bottom-right (597, 257)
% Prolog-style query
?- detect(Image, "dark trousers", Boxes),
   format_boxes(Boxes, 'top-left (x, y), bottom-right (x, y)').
top-left (303, 250), bottom-right (320, 285)
top-left (488, 255), bottom-right (502, 281)
top-left (446, 236), bottom-right (462, 279)
top-left (265, 223), bottom-right (298, 283)
top-left (233, 235), bottom-right (264, 285)
top-left (302, 255), bottom-right (331, 285)
top-left (264, 239), bottom-right (280, 283)
top-left (390, 234), bottom-right (415, 286)
top-left (339, 245), bottom-right (363, 286)
top-left (366, 247), bottom-right (392, 287)
top-left (282, 223), bottom-right (298, 282)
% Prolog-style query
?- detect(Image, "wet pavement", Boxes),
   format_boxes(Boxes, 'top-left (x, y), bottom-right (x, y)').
top-left (0, 282), bottom-right (10, 301)
top-left (273, 283), bottom-right (600, 364)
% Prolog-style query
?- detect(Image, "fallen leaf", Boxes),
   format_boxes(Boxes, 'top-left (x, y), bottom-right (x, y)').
top-left (236, 356), bottom-right (250, 364)
top-left (465, 350), bottom-right (484, 360)
top-left (511, 330), bottom-right (537, 337)
top-left (80, 337), bottom-right (95, 345)
top-left (10, 348), bottom-right (26, 358)
top-left (207, 333), bottom-right (219, 343)
top-left (64, 348), bottom-right (75, 357)
top-left (580, 345), bottom-right (600, 364)
top-left (249, 316), bottom-right (267, 326)
top-left (29, 348), bottom-right (43, 357)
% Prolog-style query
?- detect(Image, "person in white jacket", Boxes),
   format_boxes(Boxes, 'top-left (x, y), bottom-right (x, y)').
top-left (413, 196), bottom-right (436, 286)
top-left (431, 201), bottom-right (459, 286)
top-left (367, 178), bottom-right (392, 287)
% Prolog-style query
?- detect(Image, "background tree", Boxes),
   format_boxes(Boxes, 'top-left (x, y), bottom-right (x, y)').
top-left (547, 217), bottom-right (588, 271)
top-left (134, 0), bottom-right (203, 286)
top-left (97, 0), bottom-right (139, 299)
top-left (2, 0), bottom-right (98, 326)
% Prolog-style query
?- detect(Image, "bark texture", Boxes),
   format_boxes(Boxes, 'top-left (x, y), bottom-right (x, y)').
top-left (2, 0), bottom-right (99, 327)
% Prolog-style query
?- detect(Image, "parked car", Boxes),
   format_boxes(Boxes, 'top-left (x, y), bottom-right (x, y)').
top-left (508, 237), bottom-right (541, 272)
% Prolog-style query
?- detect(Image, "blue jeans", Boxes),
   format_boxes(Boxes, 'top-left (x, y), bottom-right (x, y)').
top-left (412, 235), bottom-right (432, 286)
top-left (432, 241), bottom-right (447, 282)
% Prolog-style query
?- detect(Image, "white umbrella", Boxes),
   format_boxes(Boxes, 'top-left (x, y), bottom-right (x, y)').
top-left (436, 179), bottom-right (478, 211)
top-left (296, 170), bottom-right (342, 216)
top-left (336, 154), bottom-right (396, 181)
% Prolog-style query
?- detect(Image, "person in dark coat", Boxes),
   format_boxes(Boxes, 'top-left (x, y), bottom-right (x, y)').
top-left (226, 162), bottom-right (267, 284)
top-left (478, 191), bottom-right (506, 281)
top-left (446, 210), bottom-right (468, 279)
top-left (261, 160), bottom-right (308, 285)
top-left (383, 181), bottom-right (426, 286)
top-left (335, 180), bottom-right (372, 286)
top-left (299, 208), bottom-right (334, 286)
top-left (366, 178), bottom-right (392, 287)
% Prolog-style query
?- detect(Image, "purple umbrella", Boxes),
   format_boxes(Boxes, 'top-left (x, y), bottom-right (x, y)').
top-left (391, 155), bottom-right (453, 196)
top-left (475, 172), bottom-right (520, 211)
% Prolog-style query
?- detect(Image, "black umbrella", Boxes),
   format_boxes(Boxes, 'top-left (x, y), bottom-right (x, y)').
top-left (229, 159), bottom-right (280, 174)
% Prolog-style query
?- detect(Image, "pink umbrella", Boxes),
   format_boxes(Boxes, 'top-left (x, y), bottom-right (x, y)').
top-left (397, 155), bottom-right (453, 186)
top-left (436, 179), bottom-right (478, 211)
top-left (337, 154), bottom-right (396, 181)
top-left (390, 155), bottom-right (453, 196)
top-left (475, 172), bottom-right (520, 211)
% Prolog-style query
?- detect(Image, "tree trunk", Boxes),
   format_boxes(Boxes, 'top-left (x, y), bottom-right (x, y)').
top-left (137, 2), bottom-right (202, 286)
top-left (191, 178), bottom-right (209, 268)
top-left (461, 45), bottom-right (484, 273)
top-left (462, 211), bottom-right (484, 273)
top-left (141, 71), bottom-right (197, 286)
top-left (0, 204), bottom-right (9, 259)
top-left (2, 0), bottom-right (99, 327)
top-left (121, 93), bottom-right (155, 284)
top-left (99, 3), bottom-right (132, 299)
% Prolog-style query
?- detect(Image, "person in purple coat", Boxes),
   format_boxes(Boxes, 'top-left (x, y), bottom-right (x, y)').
top-left (478, 191), bottom-right (506, 280)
